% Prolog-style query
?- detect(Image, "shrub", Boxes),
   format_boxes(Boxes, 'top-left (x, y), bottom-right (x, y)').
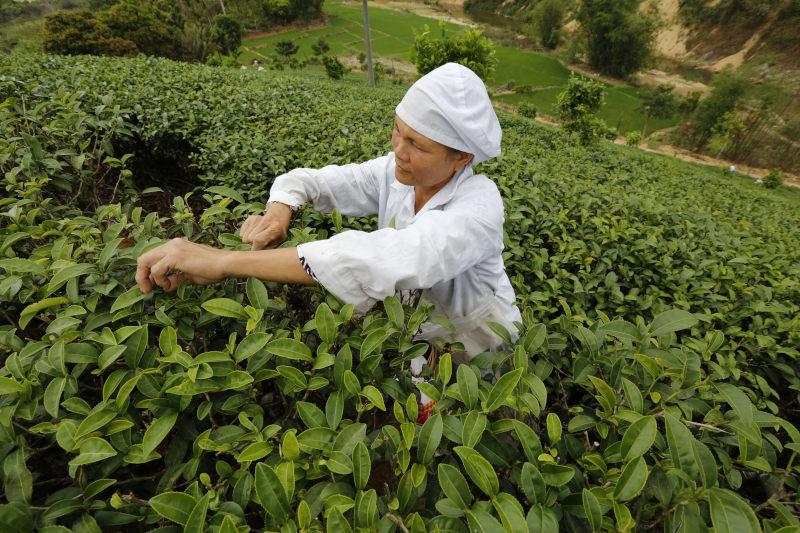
top-left (275, 40), bottom-right (299, 57)
top-left (322, 55), bottom-right (346, 80)
top-left (625, 130), bottom-right (643, 146)
top-left (578, 0), bottom-right (656, 78)
top-left (762, 169), bottom-right (783, 188)
top-left (100, 0), bottom-right (182, 59)
top-left (212, 14), bottom-right (243, 57)
top-left (518, 102), bottom-right (537, 119)
top-left (311, 37), bottom-right (330, 56)
top-left (531, 0), bottom-right (564, 49)
top-left (411, 21), bottom-right (496, 82)
top-left (688, 69), bottom-right (747, 148)
top-left (555, 73), bottom-right (609, 144)
top-left (2, 56), bottom-right (799, 532)
top-left (638, 84), bottom-right (677, 136)
top-left (43, 11), bottom-right (139, 57)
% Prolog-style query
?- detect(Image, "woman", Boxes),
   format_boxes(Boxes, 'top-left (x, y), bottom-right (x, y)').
top-left (136, 63), bottom-right (521, 417)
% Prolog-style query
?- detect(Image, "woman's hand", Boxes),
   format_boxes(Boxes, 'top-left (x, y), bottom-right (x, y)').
top-left (240, 202), bottom-right (293, 251)
top-left (135, 238), bottom-right (230, 293)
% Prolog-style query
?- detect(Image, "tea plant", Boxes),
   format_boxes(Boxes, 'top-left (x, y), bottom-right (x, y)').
top-left (1, 53), bottom-right (799, 532)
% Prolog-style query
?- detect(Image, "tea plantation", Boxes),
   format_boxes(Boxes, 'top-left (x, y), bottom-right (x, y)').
top-left (1, 54), bottom-right (799, 532)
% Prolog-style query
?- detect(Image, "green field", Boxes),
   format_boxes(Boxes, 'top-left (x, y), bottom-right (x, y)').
top-left (2, 54), bottom-right (799, 532)
top-left (241, 0), bottom-right (681, 134)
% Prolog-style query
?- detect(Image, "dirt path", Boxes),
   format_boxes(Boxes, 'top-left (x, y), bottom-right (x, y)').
top-left (640, 143), bottom-right (800, 188)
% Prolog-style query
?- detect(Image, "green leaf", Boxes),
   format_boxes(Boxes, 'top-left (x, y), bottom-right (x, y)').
top-left (540, 463), bottom-right (574, 487)
top-left (620, 416), bottom-right (657, 460)
top-left (183, 492), bottom-right (210, 533)
top-left (454, 446), bottom-right (499, 497)
top-left (297, 401), bottom-right (327, 428)
top-left (110, 286), bottom-right (146, 314)
top-left (246, 277), bottom-right (269, 309)
top-left (520, 463), bottom-right (546, 504)
top-left (582, 488), bottom-right (602, 531)
top-left (493, 492), bottom-right (527, 533)
top-left (19, 297), bottom-right (69, 329)
top-left (466, 510), bottom-right (504, 533)
top-left (438, 463), bottom-right (472, 509)
top-left (219, 516), bottom-right (238, 533)
top-left (485, 368), bottom-right (523, 412)
top-left (462, 411), bottom-right (487, 448)
top-left (74, 407), bottom-right (117, 440)
top-left (233, 332), bottom-right (271, 362)
top-left (360, 329), bottom-right (390, 359)
top-left (527, 504), bottom-right (559, 533)
top-left (384, 296), bottom-right (404, 329)
top-left (599, 319), bottom-right (640, 343)
top-left (315, 303), bottom-right (337, 344)
top-left (327, 508), bottom-right (353, 533)
top-left (255, 463), bottom-right (289, 524)
top-left (327, 451), bottom-right (353, 474)
top-left (361, 385), bottom-right (386, 411)
top-left (716, 383), bottom-right (754, 425)
top-left (622, 378), bottom-right (643, 413)
top-left (83, 478), bottom-right (116, 501)
top-left (149, 492), bottom-right (196, 526)
top-left (298, 427), bottom-right (336, 452)
top-left (142, 410), bottom-right (178, 457)
top-left (664, 413), bottom-right (699, 479)
top-left (43, 377), bottom-right (66, 418)
top-left (0, 377), bottom-right (24, 395)
top-left (2, 449), bottom-right (32, 504)
top-left (206, 185), bottom-right (245, 203)
top-left (418, 413), bottom-right (443, 465)
top-left (614, 456), bottom-right (649, 502)
top-left (44, 263), bottom-right (94, 296)
top-left (352, 441), bottom-right (371, 490)
top-left (650, 309), bottom-right (698, 336)
top-left (546, 413), bottom-right (562, 444)
top-left (266, 338), bottom-right (312, 361)
top-left (158, 326), bottom-right (178, 357)
top-left (708, 488), bottom-right (762, 533)
top-left (201, 298), bottom-right (248, 320)
top-left (68, 437), bottom-right (116, 467)
top-left (332, 423), bottom-right (366, 455)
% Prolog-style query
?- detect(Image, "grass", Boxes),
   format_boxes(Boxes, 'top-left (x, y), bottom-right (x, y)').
top-left (241, 0), bottom-right (681, 134)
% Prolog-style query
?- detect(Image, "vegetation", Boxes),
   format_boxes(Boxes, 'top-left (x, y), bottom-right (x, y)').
top-left (411, 22), bottom-right (496, 81)
top-left (577, 0), bottom-right (655, 78)
top-left (763, 170), bottom-right (783, 189)
top-left (2, 53), bottom-right (798, 532)
top-left (322, 55), bottom-right (346, 80)
top-left (531, 0), bottom-right (564, 50)
top-left (555, 74), bottom-right (610, 144)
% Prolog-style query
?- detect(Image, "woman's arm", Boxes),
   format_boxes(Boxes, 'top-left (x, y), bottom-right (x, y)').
top-left (135, 238), bottom-right (315, 294)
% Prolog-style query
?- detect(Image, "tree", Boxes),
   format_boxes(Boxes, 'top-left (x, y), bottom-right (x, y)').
top-left (322, 55), bottom-right (346, 80)
top-left (556, 73), bottom-right (609, 144)
top-left (43, 11), bottom-right (138, 57)
top-left (212, 14), bottom-right (242, 56)
top-left (411, 21), bottom-right (496, 82)
top-left (578, 0), bottom-right (655, 78)
top-left (275, 40), bottom-right (299, 57)
top-left (688, 69), bottom-right (746, 148)
top-left (311, 37), bottom-right (330, 56)
top-left (532, 0), bottom-right (564, 49)
top-left (638, 84), bottom-right (677, 137)
top-left (101, 0), bottom-right (183, 59)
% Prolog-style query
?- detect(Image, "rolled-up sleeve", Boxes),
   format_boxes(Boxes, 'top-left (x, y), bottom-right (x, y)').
top-left (296, 200), bottom-right (503, 314)
top-left (267, 156), bottom-right (386, 216)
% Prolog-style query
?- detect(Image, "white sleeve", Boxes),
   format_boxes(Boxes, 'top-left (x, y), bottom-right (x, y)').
top-left (267, 155), bottom-right (386, 216)
top-left (295, 201), bottom-right (503, 314)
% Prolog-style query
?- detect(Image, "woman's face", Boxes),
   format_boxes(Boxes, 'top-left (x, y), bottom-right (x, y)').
top-left (391, 115), bottom-right (473, 190)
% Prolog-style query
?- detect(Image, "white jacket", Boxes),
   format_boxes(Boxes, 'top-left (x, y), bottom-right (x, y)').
top-left (268, 152), bottom-right (521, 358)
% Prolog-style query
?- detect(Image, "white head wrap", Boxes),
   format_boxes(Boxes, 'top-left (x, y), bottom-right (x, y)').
top-left (395, 62), bottom-right (502, 165)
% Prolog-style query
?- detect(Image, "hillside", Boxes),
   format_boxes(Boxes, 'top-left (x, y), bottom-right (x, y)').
top-left (1, 54), bottom-right (800, 531)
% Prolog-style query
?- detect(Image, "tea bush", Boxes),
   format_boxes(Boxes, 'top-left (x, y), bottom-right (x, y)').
top-left (1, 54), bottom-right (800, 532)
